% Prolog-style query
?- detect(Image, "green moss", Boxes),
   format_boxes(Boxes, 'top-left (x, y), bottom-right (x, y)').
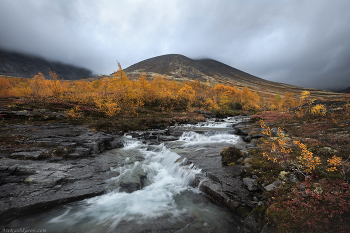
top-left (236, 206), bottom-right (251, 218)
top-left (251, 205), bottom-right (267, 222)
top-left (242, 153), bottom-right (283, 185)
top-left (220, 146), bottom-right (245, 166)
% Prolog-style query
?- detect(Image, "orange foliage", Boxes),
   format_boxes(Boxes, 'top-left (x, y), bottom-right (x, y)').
top-left (3, 66), bottom-right (271, 115)
top-left (0, 77), bottom-right (11, 96)
top-left (30, 73), bottom-right (47, 101)
top-left (48, 69), bottom-right (64, 99)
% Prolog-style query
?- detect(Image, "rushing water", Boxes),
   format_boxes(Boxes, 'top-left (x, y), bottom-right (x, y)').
top-left (5, 117), bottom-right (247, 233)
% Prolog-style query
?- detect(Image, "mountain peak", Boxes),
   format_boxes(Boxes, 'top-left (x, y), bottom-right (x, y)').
top-left (124, 54), bottom-right (342, 98)
top-left (125, 54), bottom-right (261, 83)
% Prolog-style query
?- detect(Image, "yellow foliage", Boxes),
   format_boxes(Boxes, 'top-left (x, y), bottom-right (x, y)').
top-left (260, 120), bottom-right (291, 164)
top-left (260, 120), bottom-right (271, 137)
top-left (219, 95), bottom-right (230, 109)
top-left (294, 141), bottom-right (321, 173)
top-left (66, 106), bottom-right (82, 119)
top-left (0, 78), bottom-right (11, 96)
top-left (301, 91), bottom-right (310, 102)
top-left (95, 98), bottom-right (121, 117)
top-left (326, 155), bottom-right (342, 172)
top-left (48, 69), bottom-right (63, 99)
top-left (311, 104), bottom-right (326, 116)
top-left (30, 72), bottom-right (47, 101)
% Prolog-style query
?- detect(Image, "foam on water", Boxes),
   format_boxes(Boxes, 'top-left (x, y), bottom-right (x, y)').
top-left (178, 131), bottom-right (239, 146)
top-left (47, 142), bottom-right (202, 231)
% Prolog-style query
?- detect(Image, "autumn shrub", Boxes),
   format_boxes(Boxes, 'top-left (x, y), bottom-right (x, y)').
top-left (266, 179), bottom-right (350, 233)
top-left (260, 120), bottom-right (294, 166)
top-left (0, 77), bottom-right (11, 96)
top-left (311, 104), bottom-right (326, 116)
top-left (30, 72), bottom-right (47, 101)
top-left (94, 98), bottom-right (121, 117)
top-left (65, 106), bottom-right (82, 119)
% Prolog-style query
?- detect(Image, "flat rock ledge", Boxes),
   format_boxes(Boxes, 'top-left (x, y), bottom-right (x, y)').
top-left (0, 123), bottom-right (125, 224)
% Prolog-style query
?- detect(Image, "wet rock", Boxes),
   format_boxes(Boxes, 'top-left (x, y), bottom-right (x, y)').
top-left (9, 151), bottom-right (45, 159)
top-left (264, 180), bottom-right (282, 191)
top-left (289, 173), bottom-right (298, 183)
top-left (14, 165), bottom-right (36, 175)
top-left (8, 164), bottom-right (20, 173)
top-left (243, 136), bottom-right (252, 142)
top-left (69, 147), bottom-right (91, 158)
top-left (0, 155), bottom-right (111, 222)
top-left (117, 167), bottom-right (148, 193)
top-left (244, 215), bottom-right (258, 233)
top-left (260, 224), bottom-right (274, 233)
top-left (250, 134), bottom-right (265, 139)
top-left (264, 183), bottom-right (277, 192)
top-left (270, 127), bottom-right (288, 137)
top-left (109, 138), bottom-right (124, 148)
top-left (234, 128), bottom-right (249, 136)
top-left (159, 135), bottom-right (178, 141)
top-left (232, 166), bottom-right (243, 176)
top-left (243, 177), bottom-right (259, 191)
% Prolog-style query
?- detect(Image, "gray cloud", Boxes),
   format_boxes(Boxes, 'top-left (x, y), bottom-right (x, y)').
top-left (0, 0), bottom-right (349, 90)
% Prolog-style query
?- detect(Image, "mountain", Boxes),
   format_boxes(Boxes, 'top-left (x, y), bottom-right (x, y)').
top-left (342, 87), bottom-right (350, 93)
top-left (0, 49), bottom-right (92, 80)
top-left (124, 54), bottom-right (343, 98)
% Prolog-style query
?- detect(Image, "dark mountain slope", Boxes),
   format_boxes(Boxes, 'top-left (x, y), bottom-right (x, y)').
top-left (0, 49), bottom-right (92, 80)
top-left (342, 87), bottom-right (350, 93)
top-left (124, 54), bottom-right (342, 98)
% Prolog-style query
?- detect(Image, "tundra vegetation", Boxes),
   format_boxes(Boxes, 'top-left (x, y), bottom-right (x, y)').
top-left (1, 65), bottom-right (350, 232)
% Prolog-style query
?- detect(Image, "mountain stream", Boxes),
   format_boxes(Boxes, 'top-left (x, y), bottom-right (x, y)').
top-left (6, 117), bottom-right (247, 233)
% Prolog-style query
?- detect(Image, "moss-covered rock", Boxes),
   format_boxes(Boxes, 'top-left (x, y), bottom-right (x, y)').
top-left (236, 206), bottom-right (251, 217)
top-left (220, 146), bottom-right (244, 166)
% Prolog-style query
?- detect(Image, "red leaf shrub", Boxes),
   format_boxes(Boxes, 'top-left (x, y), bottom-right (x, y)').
top-left (266, 179), bottom-right (350, 232)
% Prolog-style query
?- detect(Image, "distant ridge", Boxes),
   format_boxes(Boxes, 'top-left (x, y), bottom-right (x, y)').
top-left (342, 87), bottom-right (350, 93)
top-left (124, 54), bottom-right (343, 98)
top-left (0, 49), bottom-right (92, 80)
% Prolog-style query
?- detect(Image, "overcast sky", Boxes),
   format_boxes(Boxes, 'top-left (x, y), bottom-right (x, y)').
top-left (1, 0), bottom-right (349, 91)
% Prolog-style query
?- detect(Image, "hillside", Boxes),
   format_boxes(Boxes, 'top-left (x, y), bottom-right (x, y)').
top-left (0, 49), bottom-right (92, 80)
top-left (342, 86), bottom-right (350, 93)
top-left (124, 54), bottom-right (344, 99)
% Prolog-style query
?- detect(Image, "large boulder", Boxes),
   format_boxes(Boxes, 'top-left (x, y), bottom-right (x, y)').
top-left (220, 146), bottom-right (244, 166)
top-left (243, 177), bottom-right (260, 191)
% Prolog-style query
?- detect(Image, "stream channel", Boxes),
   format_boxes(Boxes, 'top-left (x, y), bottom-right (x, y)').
top-left (6, 117), bottom-right (248, 233)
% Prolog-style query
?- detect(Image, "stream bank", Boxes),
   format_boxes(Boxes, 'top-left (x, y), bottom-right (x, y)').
top-left (0, 114), bottom-right (270, 232)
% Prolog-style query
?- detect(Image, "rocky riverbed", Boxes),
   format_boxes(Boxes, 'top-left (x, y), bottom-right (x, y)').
top-left (0, 113), bottom-right (274, 232)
